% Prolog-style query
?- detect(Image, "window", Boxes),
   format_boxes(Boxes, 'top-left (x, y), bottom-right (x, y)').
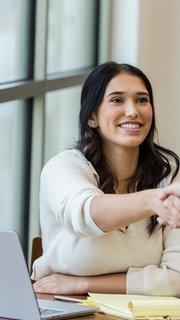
top-left (44, 86), bottom-right (81, 163)
top-left (0, 0), bottom-right (104, 255)
top-left (47, 0), bottom-right (97, 73)
top-left (0, 0), bottom-right (33, 83)
top-left (0, 101), bottom-right (28, 238)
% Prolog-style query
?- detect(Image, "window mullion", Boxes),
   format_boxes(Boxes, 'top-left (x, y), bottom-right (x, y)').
top-left (98, 0), bottom-right (112, 63)
top-left (28, 0), bottom-right (49, 258)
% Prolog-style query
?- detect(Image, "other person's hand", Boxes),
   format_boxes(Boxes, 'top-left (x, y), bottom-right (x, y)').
top-left (157, 183), bottom-right (180, 227)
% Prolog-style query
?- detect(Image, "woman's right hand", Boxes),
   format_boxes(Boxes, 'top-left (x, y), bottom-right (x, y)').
top-left (157, 183), bottom-right (180, 227)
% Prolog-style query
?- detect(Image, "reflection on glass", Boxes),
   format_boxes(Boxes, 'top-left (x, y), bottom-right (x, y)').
top-left (44, 86), bottom-right (81, 163)
top-left (47, 0), bottom-right (96, 73)
top-left (0, 0), bottom-right (31, 83)
top-left (0, 101), bottom-right (27, 237)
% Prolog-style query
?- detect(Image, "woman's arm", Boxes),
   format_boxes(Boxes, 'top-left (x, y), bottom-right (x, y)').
top-left (33, 273), bottom-right (126, 295)
top-left (41, 152), bottom-right (180, 237)
top-left (90, 185), bottom-right (180, 232)
top-left (34, 227), bottom-right (180, 297)
top-left (126, 227), bottom-right (180, 297)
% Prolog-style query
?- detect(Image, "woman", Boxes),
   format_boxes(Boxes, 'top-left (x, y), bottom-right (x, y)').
top-left (32, 62), bottom-right (180, 296)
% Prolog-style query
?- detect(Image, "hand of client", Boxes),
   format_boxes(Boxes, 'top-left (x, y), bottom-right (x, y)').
top-left (157, 182), bottom-right (180, 227)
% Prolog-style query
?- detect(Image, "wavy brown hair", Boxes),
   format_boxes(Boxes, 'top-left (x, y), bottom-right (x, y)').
top-left (76, 61), bottom-right (179, 235)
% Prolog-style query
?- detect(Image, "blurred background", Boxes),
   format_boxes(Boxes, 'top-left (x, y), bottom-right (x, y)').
top-left (0, 0), bottom-right (180, 259)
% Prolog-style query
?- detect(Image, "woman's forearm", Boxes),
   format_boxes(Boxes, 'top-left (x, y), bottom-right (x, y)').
top-left (33, 273), bottom-right (126, 294)
top-left (84, 273), bottom-right (126, 294)
top-left (90, 188), bottom-right (169, 232)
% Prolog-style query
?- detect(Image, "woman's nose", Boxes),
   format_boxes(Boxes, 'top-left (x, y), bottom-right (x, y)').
top-left (124, 101), bottom-right (138, 118)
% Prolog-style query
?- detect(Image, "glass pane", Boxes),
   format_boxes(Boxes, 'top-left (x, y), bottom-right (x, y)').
top-left (44, 86), bottom-right (81, 163)
top-left (0, 101), bottom-right (27, 239)
top-left (47, 0), bottom-right (97, 73)
top-left (0, 0), bottom-right (32, 83)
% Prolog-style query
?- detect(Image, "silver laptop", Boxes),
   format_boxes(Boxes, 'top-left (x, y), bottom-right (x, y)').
top-left (0, 230), bottom-right (99, 320)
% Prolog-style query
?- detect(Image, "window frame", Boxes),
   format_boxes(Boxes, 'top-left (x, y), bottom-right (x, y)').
top-left (0, 0), bottom-right (112, 257)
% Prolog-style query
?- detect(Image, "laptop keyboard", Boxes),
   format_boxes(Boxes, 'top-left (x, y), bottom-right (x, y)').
top-left (40, 308), bottom-right (64, 316)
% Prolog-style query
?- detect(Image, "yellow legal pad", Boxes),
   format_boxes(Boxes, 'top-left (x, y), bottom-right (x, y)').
top-left (87, 293), bottom-right (180, 319)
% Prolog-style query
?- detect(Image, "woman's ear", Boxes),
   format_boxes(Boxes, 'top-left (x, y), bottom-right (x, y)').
top-left (88, 113), bottom-right (98, 128)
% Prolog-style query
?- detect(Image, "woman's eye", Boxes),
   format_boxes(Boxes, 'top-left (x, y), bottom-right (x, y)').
top-left (111, 98), bottom-right (123, 104)
top-left (137, 97), bottom-right (149, 104)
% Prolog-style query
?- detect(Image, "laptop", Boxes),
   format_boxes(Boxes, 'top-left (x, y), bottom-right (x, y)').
top-left (0, 230), bottom-right (99, 320)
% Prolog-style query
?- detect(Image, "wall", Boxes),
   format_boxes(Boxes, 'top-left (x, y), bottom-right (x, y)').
top-left (111, 0), bottom-right (180, 156)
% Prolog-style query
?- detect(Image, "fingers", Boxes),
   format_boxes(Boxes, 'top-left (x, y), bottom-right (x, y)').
top-left (33, 277), bottom-right (51, 293)
top-left (158, 195), bottom-right (180, 228)
top-left (160, 182), bottom-right (180, 200)
top-left (33, 274), bottom-right (60, 294)
top-left (157, 182), bottom-right (180, 228)
top-left (157, 217), bottom-right (169, 226)
top-left (33, 273), bottom-right (86, 295)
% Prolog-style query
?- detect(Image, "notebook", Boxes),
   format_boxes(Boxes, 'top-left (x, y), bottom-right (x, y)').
top-left (88, 292), bottom-right (180, 319)
top-left (0, 229), bottom-right (99, 320)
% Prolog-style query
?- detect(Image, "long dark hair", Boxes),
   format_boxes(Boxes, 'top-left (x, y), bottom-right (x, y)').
top-left (77, 61), bottom-right (179, 234)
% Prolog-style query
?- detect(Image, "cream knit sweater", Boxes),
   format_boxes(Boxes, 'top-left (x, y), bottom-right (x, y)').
top-left (32, 149), bottom-right (180, 296)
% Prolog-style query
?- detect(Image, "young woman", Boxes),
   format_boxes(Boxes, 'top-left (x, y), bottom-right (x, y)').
top-left (32, 62), bottom-right (180, 296)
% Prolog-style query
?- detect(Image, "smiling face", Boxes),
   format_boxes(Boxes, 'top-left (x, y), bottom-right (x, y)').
top-left (89, 72), bottom-right (153, 154)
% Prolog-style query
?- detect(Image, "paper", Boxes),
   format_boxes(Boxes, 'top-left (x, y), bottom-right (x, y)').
top-left (88, 293), bottom-right (180, 319)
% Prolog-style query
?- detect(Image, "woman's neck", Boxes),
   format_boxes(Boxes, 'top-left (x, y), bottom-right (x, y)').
top-left (103, 145), bottom-right (139, 191)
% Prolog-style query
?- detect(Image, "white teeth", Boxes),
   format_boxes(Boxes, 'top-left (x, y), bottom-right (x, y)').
top-left (120, 123), bottom-right (140, 129)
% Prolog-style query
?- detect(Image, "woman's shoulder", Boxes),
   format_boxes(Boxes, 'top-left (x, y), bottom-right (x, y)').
top-left (158, 159), bottom-right (179, 187)
top-left (44, 149), bottom-right (88, 167)
top-left (42, 149), bottom-right (98, 177)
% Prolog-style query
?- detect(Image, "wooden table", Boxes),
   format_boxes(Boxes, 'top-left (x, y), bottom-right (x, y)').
top-left (36, 293), bottom-right (121, 320)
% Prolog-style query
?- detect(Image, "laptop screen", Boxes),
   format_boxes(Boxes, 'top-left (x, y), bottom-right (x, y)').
top-left (0, 230), bottom-right (99, 320)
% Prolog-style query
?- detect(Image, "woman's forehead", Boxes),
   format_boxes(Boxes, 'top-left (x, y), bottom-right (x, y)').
top-left (104, 73), bottom-right (147, 97)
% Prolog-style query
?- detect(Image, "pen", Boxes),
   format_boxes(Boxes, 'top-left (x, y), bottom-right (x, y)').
top-left (53, 295), bottom-right (83, 303)
top-left (149, 317), bottom-right (179, 320)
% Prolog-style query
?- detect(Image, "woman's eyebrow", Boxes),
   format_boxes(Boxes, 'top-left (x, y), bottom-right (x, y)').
top-left (106, 91), bottom-right (149, 98)
top-left (106, 91), bottom-right (124, 98)
top-left (136, 92), bottom-right (149, 96)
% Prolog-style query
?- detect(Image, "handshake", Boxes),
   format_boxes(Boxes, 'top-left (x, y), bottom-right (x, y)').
top-left (157, 182), bottom-right (180, 228)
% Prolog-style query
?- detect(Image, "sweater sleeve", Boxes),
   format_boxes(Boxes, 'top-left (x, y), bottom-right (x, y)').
top-left (40, 150), bottom-right (104, 237)
top-left (126, 227), bottom-right (180, 297)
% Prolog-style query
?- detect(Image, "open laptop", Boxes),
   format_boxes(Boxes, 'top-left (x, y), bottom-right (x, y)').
top-left (0, 230), bottom-right (99, 320)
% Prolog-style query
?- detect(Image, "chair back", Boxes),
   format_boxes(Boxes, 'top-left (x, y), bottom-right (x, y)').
top-left (30, 237), bottom-right (42, 274)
